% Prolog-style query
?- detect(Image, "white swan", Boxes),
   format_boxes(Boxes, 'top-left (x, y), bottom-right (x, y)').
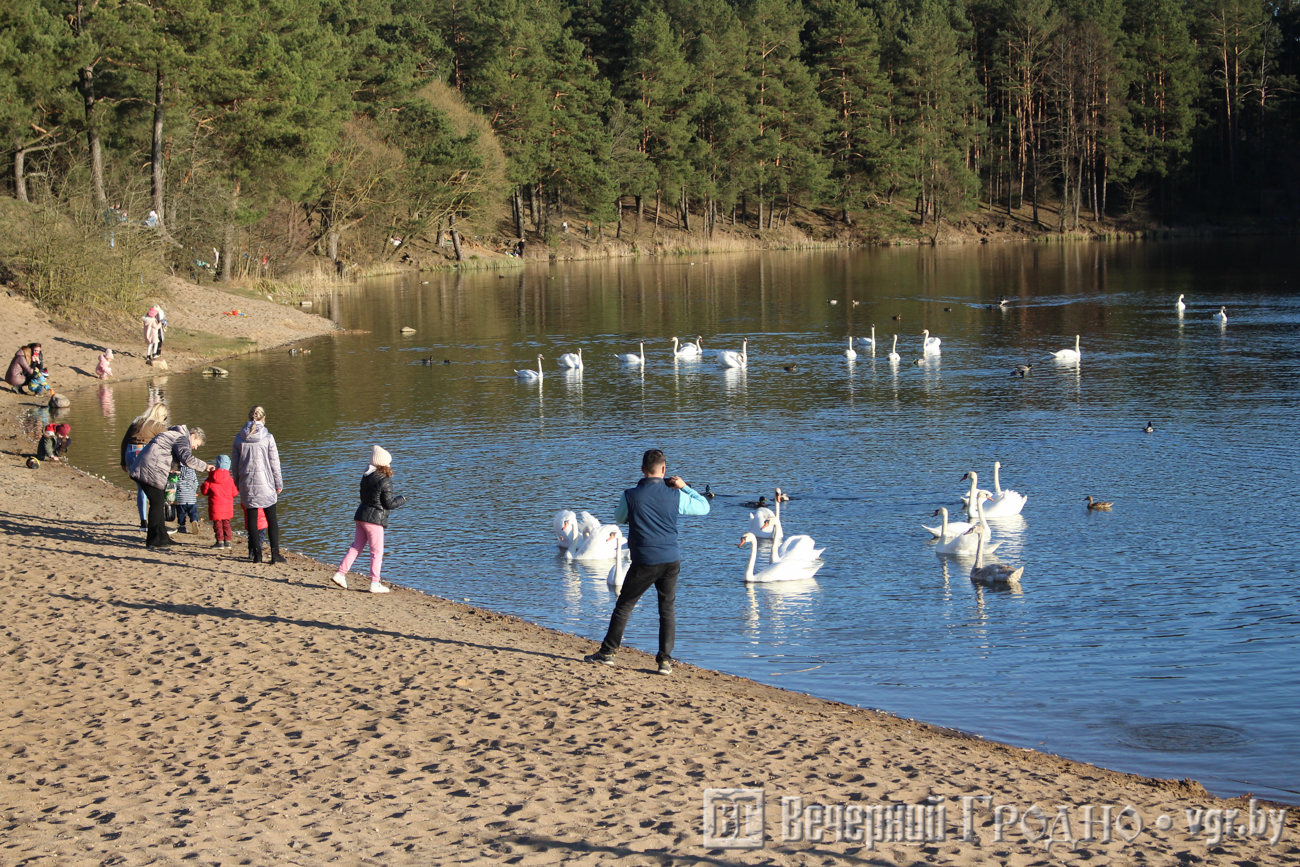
top-left (981, 460), bottom-right (1027, 517)
top-left (557, 348), bottom-right (583, 369)
top-left (856, 326), bottom-right (876, 349)
top-left (670, 336), bottom-right (701, 359)
top-left (747, 500), bottom-right (776, 539)
top-left (958, 470), bottom-right (993, 509)
top-left (1213, 306), bottom-right (1227, 323)
top-left (615, 342), bottom-right (645, 365)
top-left (968, 525), bottom-right (1023, 586)
top-left (922, 329), bottom-right (941, 354)
top-left (844, 336), bottom-right (857, 360)
top-left (606, 529), bottom-right (630, 588)
top-left (1052, 335), bottom-right (1081, 363)
top-left (717, 338), bottom-right (748, 369)
top-left (923, 506), bottom-right (977, 541)
top-left (887, 334), bottom-right (900, 363)
top-left (739, 532), bottom-right (822, 583)
top-left (934, 498), bottom-right (1001, 556)
top-left (1176, 294), bottom-right (1186, 313)
top-left (765, 495), bottom-right (823, 564)
top-left (567, 523), bottom-right (624, 561)
top-left (515, 354), bottom-right (545, 380)
top-left (553, 509), bottom-right (579, 549)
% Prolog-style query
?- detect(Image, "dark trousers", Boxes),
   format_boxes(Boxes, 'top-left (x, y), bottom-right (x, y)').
top-left (143, 483), bottom-right (170, 547)
top-left (176, 503), bottom-right (198, 528)
top-left (245, 504), bottom-right (280, 555)
top-left (599, 559), bottom-right (679, 663)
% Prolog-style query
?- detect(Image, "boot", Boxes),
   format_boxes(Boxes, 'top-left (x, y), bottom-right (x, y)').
top-left (268, 549), bottom-right (287, 565)
top-left (250, 544), bottom-right (263, 563)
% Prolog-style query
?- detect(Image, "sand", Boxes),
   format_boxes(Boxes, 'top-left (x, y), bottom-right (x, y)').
top-left (1, 283), bottom-right (1296, 866)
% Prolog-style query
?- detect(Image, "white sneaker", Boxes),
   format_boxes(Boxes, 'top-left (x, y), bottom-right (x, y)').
top-left (369, 582), bottom-right (390, 594)
top-left (330, 573), bottom-right (348, 590)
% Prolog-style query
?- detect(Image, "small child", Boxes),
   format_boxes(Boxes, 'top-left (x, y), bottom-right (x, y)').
top-left (175, 465), bottom-right (200, 534)
top-left (200, 455), bottom-right (239, 549)
top-left (35, 423), bottom-right (57, 462)
top-left (54, 423), bottom-right (71, 459)
top-left (27, 368), bottom-right (51, 396)
top-left (95, 349), bottom-right (113, 379)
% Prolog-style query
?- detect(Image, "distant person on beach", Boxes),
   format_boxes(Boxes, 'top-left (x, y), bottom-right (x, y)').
top-left (201, 455), bottom-right (239, 549)
top-left (330, 446), bottom-right (406, 594)
top-left (585, 449), bottom-right (710, 676)
top-left (130, 425), bottom-right (213, 549)
top-left (151, 306), bottom-right (168, 356)
top-left (143, 314), bottom-right (161, 362)
top-left (174, 464), bottom-right (200, 534)
top-left (6, 343), bottom-right (43, 394)
top-left (95, 348), bottom-right (113, 379)
top-left (231, 405), bottom-right (284, 565)
top-left (121, 402), bottom-right (170, 528)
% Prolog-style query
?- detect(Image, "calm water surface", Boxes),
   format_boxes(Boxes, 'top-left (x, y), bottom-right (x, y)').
top-left (62, 239), bottom-right (1300, 800)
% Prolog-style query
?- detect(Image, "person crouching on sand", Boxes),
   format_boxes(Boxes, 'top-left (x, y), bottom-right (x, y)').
top-left (200, 455), bottom-right (239, 549)
top-left (330, 446), bottom-right (406, 594)
top-left (95, 348), bottom-right (113, 379)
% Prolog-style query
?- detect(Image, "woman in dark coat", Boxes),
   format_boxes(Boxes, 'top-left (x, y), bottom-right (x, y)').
top-left (329, 446), bottom-right (406, 594)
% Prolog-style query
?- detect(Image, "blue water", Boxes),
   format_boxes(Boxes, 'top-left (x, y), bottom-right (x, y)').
top-left (63, 239), bottom-right (1300, 800)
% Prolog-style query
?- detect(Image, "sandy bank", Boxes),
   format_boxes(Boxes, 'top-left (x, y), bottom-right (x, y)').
top-left (0, 287), bottom-right (1296, 866)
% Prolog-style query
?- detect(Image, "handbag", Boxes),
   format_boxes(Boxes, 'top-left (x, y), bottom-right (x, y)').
top-left (164, 471), bottom-right (179, 504)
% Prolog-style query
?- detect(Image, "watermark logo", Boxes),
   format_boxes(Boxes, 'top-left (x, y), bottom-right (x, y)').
top-left (702, 788), bottom-right (766, 849)
top-left (702, 789), bottom-right (1288, 851)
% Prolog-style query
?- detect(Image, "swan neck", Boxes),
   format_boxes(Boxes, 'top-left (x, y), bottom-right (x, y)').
top-left (745, 538), bottom-right (758, 580)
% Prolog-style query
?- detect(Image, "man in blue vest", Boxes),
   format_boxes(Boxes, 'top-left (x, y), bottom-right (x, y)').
top-left (585, 449), bottom-right (710, 676)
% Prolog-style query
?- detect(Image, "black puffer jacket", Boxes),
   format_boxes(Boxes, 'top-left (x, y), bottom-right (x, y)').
top-left (353, 470), bottom-right (406, 528)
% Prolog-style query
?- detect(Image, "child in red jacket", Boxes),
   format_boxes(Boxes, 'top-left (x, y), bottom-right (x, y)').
top-left (200, 454), bottom-right (239, 549)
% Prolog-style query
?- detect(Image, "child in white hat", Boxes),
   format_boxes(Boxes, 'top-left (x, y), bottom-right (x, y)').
top-left (330, 446), bottom-right (407, 593)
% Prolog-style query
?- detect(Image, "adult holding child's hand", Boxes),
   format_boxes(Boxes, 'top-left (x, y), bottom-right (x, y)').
top-left (129, 425), bottom-right (210, 549)
top-left (231, 405), bottom-right (284, 565)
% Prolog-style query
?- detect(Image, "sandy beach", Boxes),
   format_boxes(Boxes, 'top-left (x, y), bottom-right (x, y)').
top-left (1, 282), bottom-right (1296, 866)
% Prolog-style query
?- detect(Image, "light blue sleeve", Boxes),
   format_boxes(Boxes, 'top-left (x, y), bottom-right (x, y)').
top-left (614, 491), bottom-right (629, 524)
top-left (678, 486), bottom-right (711, 516)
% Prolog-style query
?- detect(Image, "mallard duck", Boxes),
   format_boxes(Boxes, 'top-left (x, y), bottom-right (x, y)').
top-left (1012, 364), bottom-right (1033, 377)
top-left (1085, 495), bottom-right (1113, 511)
top-left (703, 485), bottom-right (715, 500)
top-left (743, 495), bottom-right (770, 509)
top-left (783, 364), bottom-right (798, 373)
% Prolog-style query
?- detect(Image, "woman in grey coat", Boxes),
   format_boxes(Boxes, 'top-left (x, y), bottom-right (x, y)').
top-left (231, 405), bottom-right (284, 564)
top-left (130, 425), bottom-right (212, 549)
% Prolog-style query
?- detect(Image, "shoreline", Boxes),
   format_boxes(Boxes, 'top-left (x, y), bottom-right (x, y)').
top-left (2, 282), bottom-right (1297, 865)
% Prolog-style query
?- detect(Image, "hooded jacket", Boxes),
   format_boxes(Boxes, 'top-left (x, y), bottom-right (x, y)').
top-left (129, 425), bottom-right (208, 489)
top-left (200, 468), bottom-right (239, 521)
top-left (6, 347), bottom-right (36, 388)
top-left (354, 470), bottom-right (406, 528)
top-left (231, 420), bottom-right (282, 508)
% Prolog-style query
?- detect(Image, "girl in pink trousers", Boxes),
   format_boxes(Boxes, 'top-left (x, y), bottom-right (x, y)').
top-left (331, 446), bottom-right (406, 594)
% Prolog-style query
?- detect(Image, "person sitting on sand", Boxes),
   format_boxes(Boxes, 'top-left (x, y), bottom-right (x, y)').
top-left (6, 343), bottom-right (43, 394)
top-left (95, 349), bottom-right (113, 379)
top-left (330, 446), bottom-right (406, 594)
top-left (35, 424), bottom-right (58, 462)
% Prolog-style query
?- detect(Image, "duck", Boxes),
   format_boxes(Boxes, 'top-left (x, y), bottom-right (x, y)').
top-left (703, 485), bottom-right (715, 500)
top-left (828, 299), bottom-right (839, 305)
top-left (980, 461), bottom-right (1027, 518)
top-left (1213, 306), bottom-right (1228, 323)
top-left (743, 495), bottom-right (770, 509)
top-left (1052, 335), bottom-right (1081, 363)
top-left (1176, 294), bottom-right (1186, 313)
top-left (716, 338), bottom-right (748, 369)
top-left (851, 300), bottom-right (861, 307)
top-left (844, 336), bottom-right (857, 360)
top-left (606, 529), bottom-right (630, 588)
top-left (1143, 421), bottom-right (1155, 433)
top-left (738, 532), bottom-right (822, 583)
top-left (783, 364), bottom-right (799, 373)
top-left (856, 326), bottom-right (876, 349)
top-left (987, 298), bottom-right (1009, 310)
top-left (1085, 495), bottom-right (1113, 511)
top-left (935, 496), bottom-right (1002, 556)
top-left (968, 525), bottom-right (1024, 586)
top-left (419, 357), bottom-right (435, 365)
top-left (891, 313), bottom-right (902, 321)
top-left (557, 348), bottom-right (584, 369)
top-left (515, 354), bottom-right (545, 380)
top-left (615, 342), bottom-right (645, 365)
top-left (887, 334), bottom-right (901, 363)
top-left (774, 488), bottom-right (791, 504)
top-left (1012, 364), bottom-right (1033, 377)
top-left (288, 348), bottom-right (300, 356)
top-left (922, 329), bottom-right (941, 354)
top-left (670, 336), bottom-right (701, 359)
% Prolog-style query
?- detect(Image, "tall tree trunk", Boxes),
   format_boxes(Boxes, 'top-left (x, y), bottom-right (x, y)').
top-left (514, 185), bottom-right (526, 239)
top-left (78, 65), bottom-right (106, 208)
top-left (529, 183), bottom-right (541, 231)
top-left (756, 182), bottom-right (764, 234)
top-left (327, 229), bottom-right (339, 262)
top-left (653, 189), bottom-right (661, 236)
top-left (680, 185), bottom-right (690, 232)
top-left (220, 182), bottom-right (239, 283)
top-left (14, 149), bottom-right (28, 203)
top-left (636, 195), bottom-right (643, 229)
top-left (151, 66), bottom-right (166, 228)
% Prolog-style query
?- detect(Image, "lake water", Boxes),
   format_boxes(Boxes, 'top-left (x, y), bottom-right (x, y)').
top-left (59, 238), bottom-right (1300, 801)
